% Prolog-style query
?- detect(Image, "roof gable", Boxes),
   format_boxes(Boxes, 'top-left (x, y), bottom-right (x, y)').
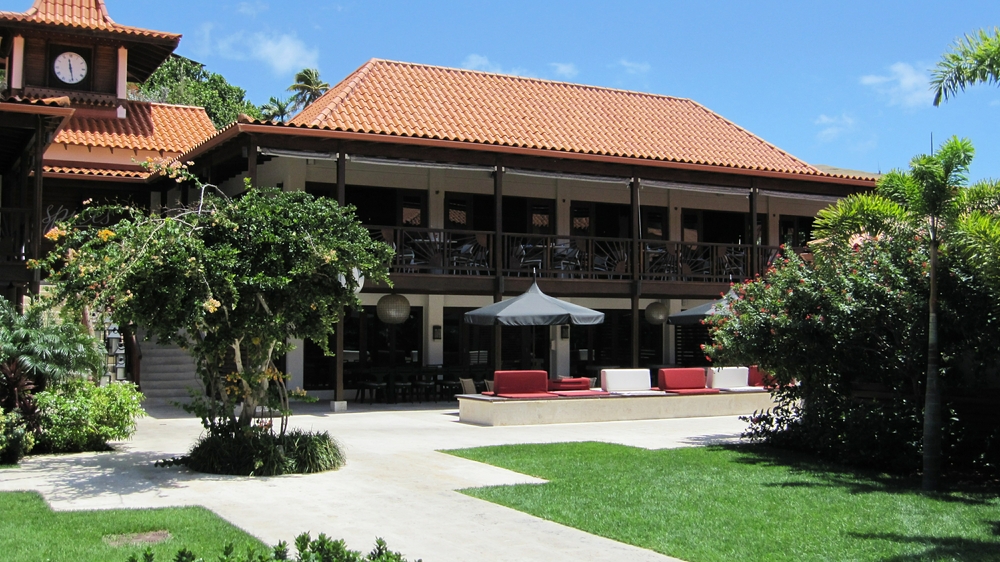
top-left (290, 59), bottom-right (822, 177)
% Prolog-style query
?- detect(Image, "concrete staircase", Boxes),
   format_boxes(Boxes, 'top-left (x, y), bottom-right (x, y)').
top-left (137, 334), bottom-right (202, 407)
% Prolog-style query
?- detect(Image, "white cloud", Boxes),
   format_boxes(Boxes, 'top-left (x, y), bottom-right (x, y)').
top-left (860, 62), bottom-right (933, 108)
top-left (618, 59), bottom-right (650, 75)
top-left (460, 54), bottom-right (532, 77)
top-left (814, 113), bottom-right (856, 142)
top-left (251, 33), bottom-right (318, 74)
top-left (237, 1), bottom-right (268, 16)
top-left (549, 62), bottom-right (578, 79)
top-left (197, 29), bottom-right (318, 75)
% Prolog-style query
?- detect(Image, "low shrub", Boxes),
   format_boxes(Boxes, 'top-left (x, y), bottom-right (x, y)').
top-left (34, 379), bottom-right (146, 453)
top-left (0, 410), bottom-right (34, 464)
top-left (126, 533), bottom-right (417, 562)
top-left (169, 422), bottom-right (345, 476)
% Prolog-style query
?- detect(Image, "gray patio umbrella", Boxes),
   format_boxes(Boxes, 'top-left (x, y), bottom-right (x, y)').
top-left (668, 291), bottom-right (735, 325)
top-left (465, 282), bottom-right (605, 326)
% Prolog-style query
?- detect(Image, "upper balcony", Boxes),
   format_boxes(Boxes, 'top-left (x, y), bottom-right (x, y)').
top-left (367, 225), bottom-right (795, 298)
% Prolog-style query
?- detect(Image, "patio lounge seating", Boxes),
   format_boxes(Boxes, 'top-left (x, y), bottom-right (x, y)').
top-left (657, 368), bottom-right (720, 395)
top-left (547, 377), bottom-right (591, 391)
top-left (708, 367), bottom-right (767, 393)
top-left (600, 369), bottom-right (665, 395)
top-left (484, 370), bottom-right (558, 399)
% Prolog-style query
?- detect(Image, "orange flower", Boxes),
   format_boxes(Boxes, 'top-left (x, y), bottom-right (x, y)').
top-left (97, 229), bottom-right (115, 242)
top-left (44, 227), bottom-right (66, 241)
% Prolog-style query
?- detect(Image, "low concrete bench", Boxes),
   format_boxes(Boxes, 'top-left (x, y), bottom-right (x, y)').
top-left (708, 366), bottom-right (768, 393)
top-left (600, 369), bottom-right (665, 396)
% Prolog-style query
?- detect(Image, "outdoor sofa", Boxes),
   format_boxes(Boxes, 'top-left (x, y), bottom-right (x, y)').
top-left (657, 368), bottom-right (720, 395)
top-left (600, 369), bottom-right (666, 395)
top-left (707, 367), bottom-right (768, 393)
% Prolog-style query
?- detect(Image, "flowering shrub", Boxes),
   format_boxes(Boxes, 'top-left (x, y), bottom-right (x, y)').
top-left (708, 239), bottom-right (1000, 473)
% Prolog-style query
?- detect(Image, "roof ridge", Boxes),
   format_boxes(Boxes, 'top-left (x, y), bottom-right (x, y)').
top-left (291, 58), bottom-right (380, 127)
top-left (368, 58), bottom-right (697, 103)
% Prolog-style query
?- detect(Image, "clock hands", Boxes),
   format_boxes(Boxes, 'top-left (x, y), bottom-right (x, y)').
top-left (68, 60), bottom-right (74, 81)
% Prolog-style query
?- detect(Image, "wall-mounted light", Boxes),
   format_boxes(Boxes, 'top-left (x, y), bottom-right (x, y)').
top-left (560, 325), bottom-right (570, 339)
top-left (432, 325), bottom-right (442, 340)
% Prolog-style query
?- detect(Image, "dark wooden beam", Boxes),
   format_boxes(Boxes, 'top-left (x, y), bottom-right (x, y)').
top-left (335, 147), bottom-right (346, 402)
top-left (493, 162), bottom-right (504, 371)
top-left (749, 180), bottom-right (758, 278)
top-left (631, 176), bottom-right (640, 367)
top-left (30, 115), bottom-right (43, 295)
top-left (247, 135), bottom-right (258, 189)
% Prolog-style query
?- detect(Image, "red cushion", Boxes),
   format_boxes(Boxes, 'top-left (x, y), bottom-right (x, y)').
top-left (548, 378), bottom-right (591, 391)
top-left (667, 388), bottom-right (721, 395)
top-left (658, 368), bottom-right (709, 390)
top-left (493, 370), bottom-right (549, 394)
top-left (481, 391), bottom-right (495, 396)
top-left (748, 365), bottom-right (765, 387)
top-left (496, 392), bottom-right (559, 399)
top-left (551, 390), bottom-right (610, 397)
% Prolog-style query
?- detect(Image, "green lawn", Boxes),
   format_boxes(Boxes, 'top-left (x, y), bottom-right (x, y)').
top-left (0, 491), bottom-right (265, 561)
top-left (446, 443), bottom-right (1000, 562)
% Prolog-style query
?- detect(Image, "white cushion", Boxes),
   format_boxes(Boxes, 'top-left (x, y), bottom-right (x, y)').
top-left (601, 369), bottom-right (654, 392)
top-left (718, 386), bottom-right (768, 393)
top-left (707, 367), bottom-right (749, 389)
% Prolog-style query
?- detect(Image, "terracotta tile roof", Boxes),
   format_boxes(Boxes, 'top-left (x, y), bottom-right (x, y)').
top-left (43, 165), bottom-right (148, 179)
top-left (0, 0), bottom-right (180, 41)
top-left (290, 59), bottom-right (824, 177)
top-left (54, 101), bottom-right (216, 153)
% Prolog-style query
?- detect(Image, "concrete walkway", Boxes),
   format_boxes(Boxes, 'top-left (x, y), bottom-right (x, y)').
top-left (0, 402), bottom-right (750, 561)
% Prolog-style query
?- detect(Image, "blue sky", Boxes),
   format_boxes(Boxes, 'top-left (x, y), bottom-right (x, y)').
top-left (55, 1), bottom-right (1000, 179)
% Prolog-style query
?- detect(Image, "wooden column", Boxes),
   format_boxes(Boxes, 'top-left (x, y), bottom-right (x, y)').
top-left (630, 176), bottom-right (640, 368)
top-left (247, 135), bottom-right (258, 189)
top-left (335, 150), bottom-right (347, 401)
top-left (749, 179), bottom-right (758, 279)
top-left (493, 163), bottom-right (504, 371)
top-left (30, 116), bottom-right (43, 295)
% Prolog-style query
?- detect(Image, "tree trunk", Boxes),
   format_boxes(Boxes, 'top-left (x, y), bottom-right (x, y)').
top-left (922, 236), bottom-right (942, 492)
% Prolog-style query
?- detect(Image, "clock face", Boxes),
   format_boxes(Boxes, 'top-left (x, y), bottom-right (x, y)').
top-left (53, 52), bottom-right (88, 85)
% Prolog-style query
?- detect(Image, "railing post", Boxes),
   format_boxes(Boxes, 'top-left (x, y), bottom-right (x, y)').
top-left (30, 115), bottom-right (43, 295)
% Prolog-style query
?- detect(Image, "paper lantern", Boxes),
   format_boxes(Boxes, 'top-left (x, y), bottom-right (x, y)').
top-left (644, 302), bottom-right (668, 325)
top-left (377, 294), bottom-right (410, 324)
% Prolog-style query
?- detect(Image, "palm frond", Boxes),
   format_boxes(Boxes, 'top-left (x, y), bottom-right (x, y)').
top-left (932, 28), bottom-right (1000, 106)
top-left (814, 193), bottom-right (914, 242)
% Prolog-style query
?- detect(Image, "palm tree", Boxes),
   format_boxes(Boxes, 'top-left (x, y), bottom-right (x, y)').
top-left (932, 28), bottom-right (1000, 106)
top-left (814, 137), bottom-right (1000, 492)
top-left (287, 68), bottom-right (330, 112)
top-left (260, 96), bottom-right (294, 123)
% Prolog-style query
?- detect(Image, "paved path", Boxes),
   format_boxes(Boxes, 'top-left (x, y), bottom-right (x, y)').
top-left (0, 402), bottom-right (749, 561)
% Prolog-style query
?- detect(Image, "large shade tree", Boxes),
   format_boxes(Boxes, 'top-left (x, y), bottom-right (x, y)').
top-left (805, 137), bottom-right (1000, 490)
top-left (38, 168), bottom-right (393, 431)
top-left (132, 55), bottom-right (263, 128)
top-left (932, 27), bottom-right (1000, 105)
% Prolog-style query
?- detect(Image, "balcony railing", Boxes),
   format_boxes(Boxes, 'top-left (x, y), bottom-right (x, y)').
top-left (368, 226), bottom-right (494, 275)
top-left (0, 208), bottom-right (30, 263)
top-left (369, 225), bottom-right (796, 283)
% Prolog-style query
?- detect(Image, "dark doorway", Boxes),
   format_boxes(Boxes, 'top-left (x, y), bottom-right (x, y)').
top-left (503, 196), bottom-right (555, 234)
top-left (674, 324), bottom-right (713, 367)
top-left (779, 215), bottom-right (815, 247)
top-left (500, 325), bottom-right (550, 371)
top-left (443, 307), bottom-right (493, 369)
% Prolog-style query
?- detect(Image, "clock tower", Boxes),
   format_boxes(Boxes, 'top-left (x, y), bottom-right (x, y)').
top-left (0, 1), bottom-right (215, 300)
top-left (0, 0), bottom-right (181, 118)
